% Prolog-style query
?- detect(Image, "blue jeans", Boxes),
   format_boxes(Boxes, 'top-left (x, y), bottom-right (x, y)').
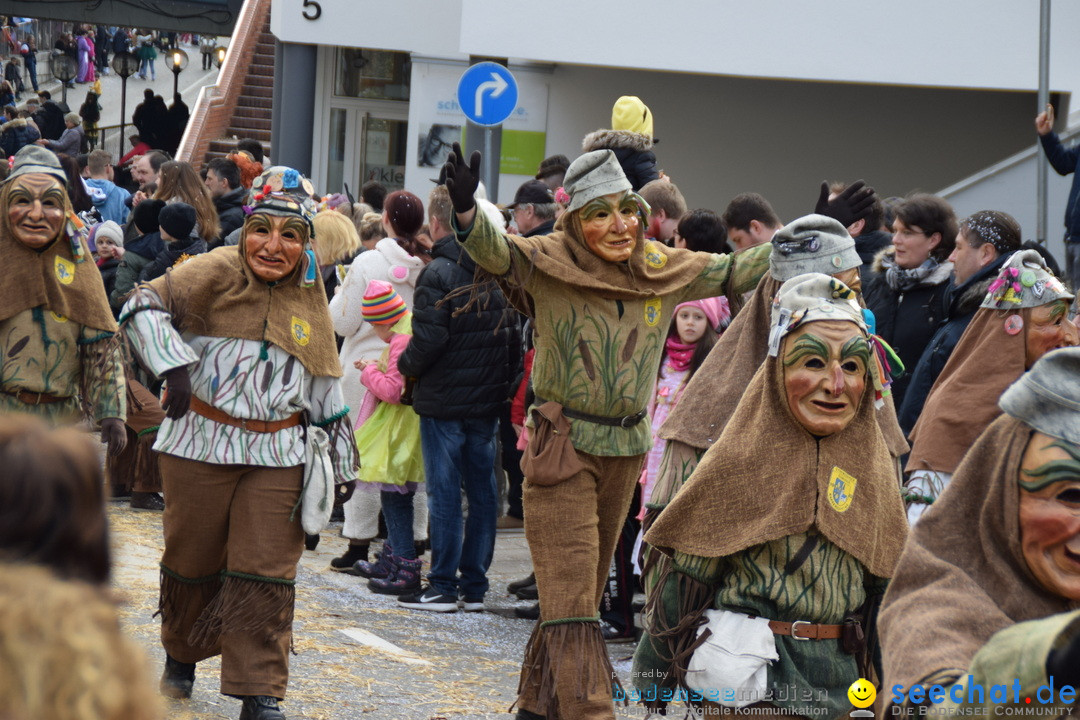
top-left (419, 416), bottom-right (499, 598)
top-left (380, 490), bottom-right (416, 560)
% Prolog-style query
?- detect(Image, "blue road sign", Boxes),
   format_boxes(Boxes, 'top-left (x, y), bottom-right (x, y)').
top-left (457, 62), bottom-right (518, 127)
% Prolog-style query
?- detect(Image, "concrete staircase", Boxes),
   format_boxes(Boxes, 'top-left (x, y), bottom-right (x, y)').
top-left (176, 0), bottom-right (273, 168)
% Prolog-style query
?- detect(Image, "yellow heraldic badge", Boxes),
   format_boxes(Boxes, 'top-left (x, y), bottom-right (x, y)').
top-left (291, 316), bottom-right (311, 346)
top-left (644, 297), bottom-right (662, 327)
top-left (828, 467), bottom-right (857, 513)
top-left (643, 241), bottom-right (668, 269)
top-left (54, 256), bottom-right (75, 285)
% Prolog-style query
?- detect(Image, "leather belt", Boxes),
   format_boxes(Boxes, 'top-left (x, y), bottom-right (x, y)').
top-left (188, 395), bottom-right (301, 433)
top-left (534, 396), bottom-right (647, 428)
top-left (3, 389), bottom-right (68, 405)
top-left (768, 620), bottom-right (845, 640)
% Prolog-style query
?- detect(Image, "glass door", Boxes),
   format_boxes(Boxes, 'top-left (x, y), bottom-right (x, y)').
top-left (358, 116), bottom-right (408, 193)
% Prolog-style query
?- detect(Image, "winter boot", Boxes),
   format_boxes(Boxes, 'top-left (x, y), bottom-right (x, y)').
top-left (329, 542), bottom-right (369, 571)
top-left (159, 653), bottom-right (196, 699)
top-left (368, 556), bottom-right (422, 596)
top-left (347, 543), bottom-right (394, 579)
top-left (238, 695), bottom-right (285, 720)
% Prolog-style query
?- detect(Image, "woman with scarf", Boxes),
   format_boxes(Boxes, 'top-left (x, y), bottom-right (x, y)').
top-left (904, 249), bottom-right (1077, 522)
top-left (445, 144), bottom-right (771, 720)
top-left (120, 167), bottom-right (359, 720)
top-left (863, 194), bottom-right (957, 408)
top-left (880, 347), bottom-right (1080, 715)
top-left (635, 273), bottom-right (908, 719)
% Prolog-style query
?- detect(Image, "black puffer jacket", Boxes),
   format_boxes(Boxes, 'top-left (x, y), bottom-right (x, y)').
top-left (212, 187), bottom-right (247, 248)
top-left (581, 129), bottom-right (659, 191)
top-left (398, 235), bottom-right (515, 419)
top-left (138, 234), bottom-right (208, 283)
top-left (863, 246), bottom-right (953, 408)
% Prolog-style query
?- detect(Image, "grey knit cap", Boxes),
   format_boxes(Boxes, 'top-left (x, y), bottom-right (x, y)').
top-left (770, 214), bottom-right (861, 282)
top-left (563, 149), bottom-right (632, 214)
top-left (5, 145), bottom-right (67, 186)
top-left (999, 347), bottom-right (1080, 446)
top-left (768, 272), bottom-right (866, 357)
top-left (980, 248), bottom-right (1073, 310)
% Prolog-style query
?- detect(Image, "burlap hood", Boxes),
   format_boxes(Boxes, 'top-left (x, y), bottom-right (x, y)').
top-left (646, 344), bottom-right (908, 578)
top-left (659, 272), bottom-right (909, 457)
top-left (0, 189), bottom-right (116, 333)
top-left (140, 239), bottom-right (341, 377)
top-left (881, 416), bottom-right (1076, 693)
top-left (906, 306), bottom-right (1030, 475)
top-left (504, 209), bottom-right (711, 312)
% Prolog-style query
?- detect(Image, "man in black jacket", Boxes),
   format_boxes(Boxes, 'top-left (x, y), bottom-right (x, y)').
top-left (203, 157), bottom-right (245, 247)
top-left (397, 185), bottom-right (516, 613)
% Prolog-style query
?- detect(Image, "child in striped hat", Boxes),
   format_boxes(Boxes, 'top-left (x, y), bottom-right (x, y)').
top-left (350, 280), bottom-right (426, 595)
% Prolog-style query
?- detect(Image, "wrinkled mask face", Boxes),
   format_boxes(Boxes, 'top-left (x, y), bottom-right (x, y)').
top-left (6, 174), bottom-right (67, 250)
top-left (1025, 301), bottom-right (1079, 369)
top-left (782, 320), bottom-right (869, 437)
top-left (577, 191), bottom-right (640, 263)
top-left (243, 213), bottom-right (308, 282)
top-left (1018, 432), bottom-right (1080, 601)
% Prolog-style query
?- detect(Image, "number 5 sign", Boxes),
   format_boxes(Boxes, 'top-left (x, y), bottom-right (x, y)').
top-left (302, 0), bottom-right (321, 20)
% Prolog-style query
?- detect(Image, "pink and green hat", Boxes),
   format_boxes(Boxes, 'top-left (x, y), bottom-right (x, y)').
top-left (362, 279), bottom-right (408, 325)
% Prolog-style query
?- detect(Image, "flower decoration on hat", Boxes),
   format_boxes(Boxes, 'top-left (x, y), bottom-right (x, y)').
top-left (982, 249), bottom-right (1073, 310)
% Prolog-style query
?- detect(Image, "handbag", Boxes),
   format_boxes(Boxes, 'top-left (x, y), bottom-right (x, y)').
top-left (296, 424), bottom-right (334, 535)
top-left (686, 609), bottom-right (778, 707)
top-left (519, 401), bottom-right (583, 486)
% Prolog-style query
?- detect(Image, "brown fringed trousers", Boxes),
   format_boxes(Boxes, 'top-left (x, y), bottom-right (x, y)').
top-left (517, 451), bottom-right (644, 720)
top-left (106, 380), bottom-right (165, 494)
top-left (157, 454), bottom-right (304, 699)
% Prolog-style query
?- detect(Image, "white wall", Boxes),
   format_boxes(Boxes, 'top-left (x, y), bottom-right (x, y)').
top-left (542, 65), bottom-right (1063, 239)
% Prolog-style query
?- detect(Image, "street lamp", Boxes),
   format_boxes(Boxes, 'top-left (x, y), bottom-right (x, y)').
top-left (111, 51), bottom-right (141, 156)
top-left (213, 45), bottom-right (227, 69)
top-left (169, 49), bottom-right (189, 97)
top-left (48, 55), bottom-right (77, 106)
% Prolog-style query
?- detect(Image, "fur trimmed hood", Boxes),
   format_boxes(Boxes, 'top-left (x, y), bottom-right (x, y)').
top-left (871, 246), bottom-right (954, 286)
top-left (581, 128), bottom-right (653, 153)
top-left (0, 117), bottom-right (28, 133)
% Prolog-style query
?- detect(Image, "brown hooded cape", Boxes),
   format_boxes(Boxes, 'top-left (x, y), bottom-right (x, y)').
top-left (0, 200), bottom-right (116, 333)
top-left (880, 415), bottom-right (1076, 694)
top-left (646, 339), bottom-right (908, 579)
top-left (139, 242), bottom-right (341, 377)
top-left (906, 307), bottom-right (1030, 475)
top-left (659, 273), bottom-right (909, 458)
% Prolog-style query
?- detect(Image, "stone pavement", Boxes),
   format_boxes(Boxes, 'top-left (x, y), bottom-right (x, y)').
top-left (108, 505), bottom-right (648, 720)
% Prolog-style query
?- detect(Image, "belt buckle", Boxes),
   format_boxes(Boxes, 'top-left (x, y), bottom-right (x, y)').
top-left (790, 620), bottom-right (812, 640)
top-left (240, 417), bottom-right (248, 432)
top-left (619, 414), bottom-right (635, 428)
top-left (29, 391), bottom-right (46, 405)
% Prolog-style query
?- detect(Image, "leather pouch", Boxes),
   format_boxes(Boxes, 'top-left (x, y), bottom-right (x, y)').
top-left (519, 401), bottom-right (583, 486)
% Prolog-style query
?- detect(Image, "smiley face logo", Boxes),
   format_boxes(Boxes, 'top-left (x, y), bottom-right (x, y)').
top-left (848, 678), bottom-right (876, 709)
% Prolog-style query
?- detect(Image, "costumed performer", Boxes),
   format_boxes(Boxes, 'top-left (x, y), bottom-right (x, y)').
top-left (120, 165), bottom-right (359, 720)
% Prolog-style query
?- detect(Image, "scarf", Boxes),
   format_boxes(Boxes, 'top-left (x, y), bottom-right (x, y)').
top-left (140, 241), bottom-right (341, 377)
top-left (647, 345), bottom-right (908, 578)
top-left (906, 306), bottom-right (1030, 475)
top-left (880, 416), bottom-right (1075, 693)
top-left (663, 335), bottom-right (695, 372)
top-left (883, 254), bottom-right (941, 292)
top-left (0, 206), bottom-right (116, 333)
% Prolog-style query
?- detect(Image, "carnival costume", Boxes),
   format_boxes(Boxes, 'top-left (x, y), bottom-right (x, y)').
top-left (451, 148), bottom-right (770, 719)
top-left (121, 167), bottom-right (359, 711)
top-left (636, 274), bottom-right (908, 719)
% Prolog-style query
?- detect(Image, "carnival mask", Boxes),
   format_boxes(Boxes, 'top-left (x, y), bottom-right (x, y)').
top-left (1018, 431), bottom-right (1080, 601)
top-left (5, 174), bottom-right (67, 250)
top-left (782, 320), bottom-right (869, 437)
top-left (1025, 301), bottom-right (1079, 369)
top-left (578, 191), bottom-right (640, 263)
top-left (243, 213), bottom-right (307, 283)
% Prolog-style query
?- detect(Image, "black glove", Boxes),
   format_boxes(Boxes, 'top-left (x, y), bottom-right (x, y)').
top-left (815, 179), bottom-right (876, 228)
top-left (161, 366), bottom-right (192, 420)
top-left (1047, 632), bottom-right (1080, 686)
top-left (335, 480), bottom-right (356, 505)
top-left (443, 141), bottom-right (481, 214)
top-left (100, 418), bottom-right (127, 456)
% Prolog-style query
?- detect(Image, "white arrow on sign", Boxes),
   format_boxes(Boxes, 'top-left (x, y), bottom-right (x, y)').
top-left (474, 72), bottom-right (509, 120)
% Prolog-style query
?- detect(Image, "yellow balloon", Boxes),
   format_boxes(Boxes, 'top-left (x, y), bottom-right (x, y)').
top-left (848, 678), bottom-right (877, 709)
